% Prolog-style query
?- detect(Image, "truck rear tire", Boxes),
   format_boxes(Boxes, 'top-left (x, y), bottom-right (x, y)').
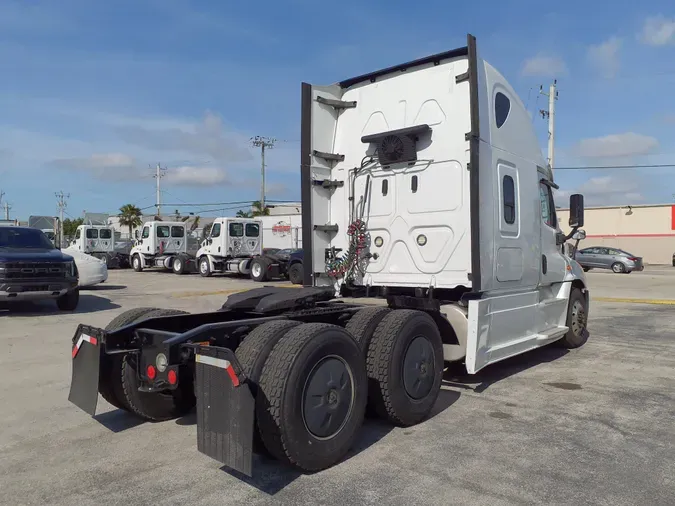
top-left (288, 263), bottom-right (303, 285)
top-left (345, 306), bottom-right (392, 355)
top-left (56, 289), bottom-right (79, 311)
top-left (236, 320), bottom-right (302, 454)
top-left (102, 308), bottom-right (196, 420)
top-left (366, 309), bottom-right (444, 427)
top-left (172, 255), bottom-right (186, 275)
top-left (250, 258), bottom-right (269, 282)
top-left (132, 254), bottom-right (143, 272)
top-left (559, 288), bottom-right (589, 349)
top-left (101, 307), bottom-right (162, 410)
top-left (256, 322), bottom-right (367, 471)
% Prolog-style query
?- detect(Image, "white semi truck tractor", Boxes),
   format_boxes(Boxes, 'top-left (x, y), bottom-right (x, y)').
top-left (66, 224), bottom-right (131, 268)
top-left (68, 34), bottom-right (589, 478)
top-left (129, 221), bottom-right (200, 274)
top-left (195, 217), bottom-right (263, 277)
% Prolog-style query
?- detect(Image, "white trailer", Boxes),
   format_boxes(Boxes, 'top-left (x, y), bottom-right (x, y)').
top-left (129, 221), bottom-right (200, 274)
top-left (65, 224), bottom-right (131, 268)
top-left (258, 214), bottom-right (302, 250)
top-left (195, 217), bottom-right (263, 276)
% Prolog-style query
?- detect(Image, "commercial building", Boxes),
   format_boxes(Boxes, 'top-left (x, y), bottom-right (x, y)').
top-left (557, 203), bottom-right (675, 265)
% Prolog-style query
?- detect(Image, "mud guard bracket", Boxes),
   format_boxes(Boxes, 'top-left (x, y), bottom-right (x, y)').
top-left (192, 344), bottom-right (255, 476)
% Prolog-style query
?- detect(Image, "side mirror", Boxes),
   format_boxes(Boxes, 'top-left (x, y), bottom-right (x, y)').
top-left (569, 194), bottom-right (584, 228)
top-left (134, 230), bottom-right (140, 239)
top-left (573, 229), bottom-right (586, 240)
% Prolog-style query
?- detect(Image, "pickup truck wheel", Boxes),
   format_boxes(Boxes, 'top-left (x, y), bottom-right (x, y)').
top-left (366, 310), bottom-right (444, 427)
top-left (250, 258), bottom-right (269, 282)
top-left (559, 288), bottom-right (589, 349)
top-left (288, 263), bottom-right (303, 285)
top-left (256, 323), bottom-right (367, 471)
top-left (132, 254), bottom-right (143, 272)
top-left (100, 307), bottom-right (162, 410)
top-left (117, 308), bottom-right (195, 421)
top-left (56, 289), bottom-right (80, 311)
top-left (236, 320), bottom-right (302, 455)
top-left (199, 256), bottom-right (211, 277)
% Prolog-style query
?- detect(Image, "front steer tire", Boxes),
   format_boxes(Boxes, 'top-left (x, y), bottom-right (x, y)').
top-left (256, 323), bottom-right (367, 471)
top-left (559, 288), bottom-right (589, 349)
top-left (366, 310), bottom-right (444, 427)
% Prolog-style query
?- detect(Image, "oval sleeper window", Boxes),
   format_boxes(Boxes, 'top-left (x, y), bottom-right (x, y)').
top-left (495, 92), bottom-right (510, 128)
top-left (411, 175), bottom-right (418, 193)
top-left (382, 179), bottom-right (388, 196)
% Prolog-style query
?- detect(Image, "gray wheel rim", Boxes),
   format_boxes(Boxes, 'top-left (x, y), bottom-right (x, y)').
top-left (570, 300), bottom-right (587, 338)
top-left (174, 259), bottom-right (181, 271)
top-left (612, 263), bottom-right (623, 273)
top-left (403, 336), bottom-right (435, 400)
top-left (302, 355), bottom-right (354, 440)
top-left (200, 259), bottom-right (208, 274)
top-left (133, 257), bottom-right (140, 268)
top-left (252, 263), bottom-right (262, 278)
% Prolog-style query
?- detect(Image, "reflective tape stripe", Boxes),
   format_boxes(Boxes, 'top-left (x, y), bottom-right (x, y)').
top-left (72, 333), bottom-right (98, 358)
top-left (196, 354), bottom-right (240, 387)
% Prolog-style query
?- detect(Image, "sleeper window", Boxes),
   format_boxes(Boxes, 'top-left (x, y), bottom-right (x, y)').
top-left (171, 226), bottom-right (184, 238)
top-left (229, 223), bottom-right (244, 237)
top-left (86, 229), bottom-right (98, 239)
top-left (495, 92), bottom-right (511, 128)
top-left (99, 229), bottom-right (112, 239)
top-left (502, 175), bottom-right (516, 224)
top-left (156, 226), bottom-right (170, 238)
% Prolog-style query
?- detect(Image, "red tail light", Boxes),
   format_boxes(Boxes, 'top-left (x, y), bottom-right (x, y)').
top-left (628, 257), bottom-right (638, 262)
top-left (167, 370), bottom-right (177, 385)
top-left (147, 365), bottom-right (157, 380)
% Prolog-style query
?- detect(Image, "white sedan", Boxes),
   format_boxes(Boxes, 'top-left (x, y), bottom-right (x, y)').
top-left (67, 250), bottom-right (108, 287)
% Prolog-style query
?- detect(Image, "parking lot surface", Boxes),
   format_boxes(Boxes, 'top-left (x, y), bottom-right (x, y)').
top-left (1, 268), bottom-right (674, 506)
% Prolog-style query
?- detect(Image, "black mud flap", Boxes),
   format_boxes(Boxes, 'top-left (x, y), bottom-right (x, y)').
top-left (68, 325), bottom-right (105, 416)
top-left (194, 344), bottom-right (255, 476)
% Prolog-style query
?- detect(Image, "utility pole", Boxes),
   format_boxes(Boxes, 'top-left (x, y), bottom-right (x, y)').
top-left (153, 163), bottom-right (166, 217)
top-left (250, 136), bottom-right (276, 211)
top-left (539, 80), bottom-right (558, 174)
top-left (55, 191), bottom-right (69, 248)
top-left (3, 201), bottom-right (10, 221)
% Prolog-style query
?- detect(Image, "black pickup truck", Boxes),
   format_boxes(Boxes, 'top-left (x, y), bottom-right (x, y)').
top-left (0, 226), bottom-right (80, 310)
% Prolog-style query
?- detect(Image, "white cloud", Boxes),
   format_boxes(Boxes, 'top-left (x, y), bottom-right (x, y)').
top-left (521, 55), bottom-right (567, 77)
top-left (115, 110), bottom-right (253, 164)
top-left (575, 132), bottom-right (658, 158)
top-left (164, 165), bottom-right (229, 186)
top-left (587, 37), bottom-right (622, 78)
top-left (49, 153), bottom-right (139, 181)
top-left (639, 15), bottom-right (675, 46)
top-left (559, 176), bottom-right (645, 206)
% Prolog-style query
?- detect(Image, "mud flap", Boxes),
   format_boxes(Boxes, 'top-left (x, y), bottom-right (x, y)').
top-left (68, 325), bottom-right (105, 416)
top-left (194, 345), bottom-right (255, 476)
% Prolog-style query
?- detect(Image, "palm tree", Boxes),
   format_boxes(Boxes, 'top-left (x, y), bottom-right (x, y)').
top-left (251, 200), bottom-right (270, 217)
top-left (236, 209), bottom-right (252, 218)
top-left (118, 204), bottom-right (143, 238)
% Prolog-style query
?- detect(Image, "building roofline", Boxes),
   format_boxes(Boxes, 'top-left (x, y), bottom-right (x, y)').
top-left (557, 202), bottom-right (675, 211)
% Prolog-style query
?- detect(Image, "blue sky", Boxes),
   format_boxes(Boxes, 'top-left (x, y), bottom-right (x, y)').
top-left (1, 0), bottom-right (675, 220)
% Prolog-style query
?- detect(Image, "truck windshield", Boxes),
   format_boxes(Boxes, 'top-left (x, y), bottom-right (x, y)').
top-left (0, 228), bottom-right (55, 249)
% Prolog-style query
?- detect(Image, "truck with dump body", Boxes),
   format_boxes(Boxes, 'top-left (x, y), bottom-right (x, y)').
top-left (194, 217), bottom-right (263, 277)
top-left (129, 220), bottom-right (200, 274)
top-left (67, 34), bottom-right (590, 477)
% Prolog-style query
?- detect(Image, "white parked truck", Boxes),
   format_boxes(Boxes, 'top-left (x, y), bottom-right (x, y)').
top-left (129, 221), bottom-right (200, 274)
top-left (195, 217), bottom-right (263, 277)
top-left (68, 34), bottom-right (590, 478)
top-left (65, 224), bottom-right (131, 268)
